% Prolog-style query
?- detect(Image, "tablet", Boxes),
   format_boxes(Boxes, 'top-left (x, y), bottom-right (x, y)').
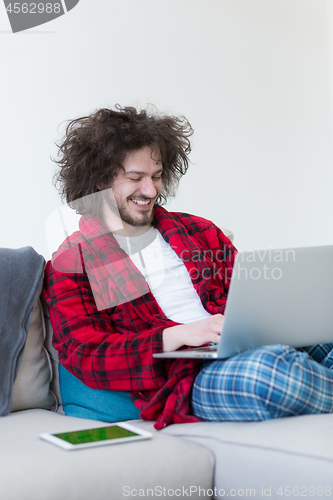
top-left (39, 422), bottom-right (153, 451)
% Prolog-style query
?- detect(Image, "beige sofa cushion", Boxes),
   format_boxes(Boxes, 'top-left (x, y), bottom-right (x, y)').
top-left (146, 414), bottom-right (333, 499)
top-left (40, 298), bottom-right (62, 407)
top-left (0, 410), bottom-right (214, 500)
top-left (11, 298), bottom-right (58, 412)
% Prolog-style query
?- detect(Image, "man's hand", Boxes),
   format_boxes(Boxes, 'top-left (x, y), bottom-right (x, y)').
top-left (162, 314), bottom-right (224, 352)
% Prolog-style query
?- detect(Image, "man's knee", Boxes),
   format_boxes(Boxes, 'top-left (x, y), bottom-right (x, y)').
top-left (241, 345), bottom-right (314, 417)
top-left (193, 344), bottom-right (331, 421)
top-left (222, 345), bottom-right (309, 412)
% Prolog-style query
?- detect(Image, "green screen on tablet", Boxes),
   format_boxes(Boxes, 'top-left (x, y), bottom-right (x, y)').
top-left (53, 425), bottom-right (138, 445)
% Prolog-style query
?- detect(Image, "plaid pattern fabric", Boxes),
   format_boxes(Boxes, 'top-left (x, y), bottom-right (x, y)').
top-left (43, 205), bottom-right (237, 429)
top-left (191, 343), bottom-right (333, 421)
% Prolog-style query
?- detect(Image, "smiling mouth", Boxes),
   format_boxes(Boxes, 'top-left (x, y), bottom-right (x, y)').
top-left (130, 199), bottom-right (152, 206)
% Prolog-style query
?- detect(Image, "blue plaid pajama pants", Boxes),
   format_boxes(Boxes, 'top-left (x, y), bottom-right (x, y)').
top-left (191, 344), bottom-right (333, 421)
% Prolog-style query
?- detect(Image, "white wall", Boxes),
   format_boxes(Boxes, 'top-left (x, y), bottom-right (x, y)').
top-left (0, 0), bottom-right (332, 258)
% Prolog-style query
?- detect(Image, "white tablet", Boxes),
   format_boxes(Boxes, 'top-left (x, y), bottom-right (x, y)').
top-left (40, 422), bottom-right (153, 451)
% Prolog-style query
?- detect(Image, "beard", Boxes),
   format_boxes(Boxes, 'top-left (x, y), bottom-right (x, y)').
top-left (104, 190), bottom-right (155, 228)
top-left (117, 201), bottom-right (155, 227)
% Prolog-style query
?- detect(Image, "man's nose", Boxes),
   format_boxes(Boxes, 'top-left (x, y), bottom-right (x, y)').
top-left (140, 177), bottom-right (158, 198)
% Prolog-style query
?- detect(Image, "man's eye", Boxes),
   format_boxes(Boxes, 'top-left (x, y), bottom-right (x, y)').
top-left (152, 176), bottom-right (162, 181)
top-left (130, 178), bottom-right (141, 182)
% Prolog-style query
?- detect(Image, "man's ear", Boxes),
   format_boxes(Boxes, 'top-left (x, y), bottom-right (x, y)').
top-left (96, 182), bottom-right (105, 191)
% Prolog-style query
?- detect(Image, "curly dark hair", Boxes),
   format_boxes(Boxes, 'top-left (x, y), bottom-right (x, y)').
top-left (53, 105), bottom-right (194, 215)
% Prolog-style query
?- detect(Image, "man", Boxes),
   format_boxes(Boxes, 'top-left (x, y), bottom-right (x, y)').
top-left (43, 105), bottom-right (333, 429)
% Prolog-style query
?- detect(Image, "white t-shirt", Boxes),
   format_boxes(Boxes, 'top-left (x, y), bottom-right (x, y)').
top-left (114, 227), bottom-right (211, 324)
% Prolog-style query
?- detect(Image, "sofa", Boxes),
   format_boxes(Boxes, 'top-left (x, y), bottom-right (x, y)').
top-left (2, 245), bottom-right (333, 500)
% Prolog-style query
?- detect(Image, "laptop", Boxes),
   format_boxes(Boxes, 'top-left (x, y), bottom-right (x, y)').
top-left (153, 245), bottom-right (333, 360)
